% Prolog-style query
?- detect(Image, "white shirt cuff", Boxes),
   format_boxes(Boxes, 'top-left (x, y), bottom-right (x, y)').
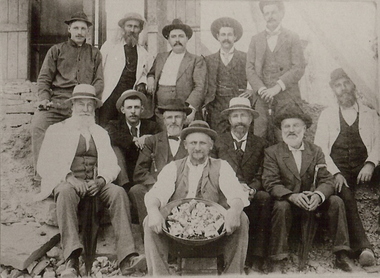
top-left (277, 80), bottom-right (286, 91)
top-left (314, 191), bottom-right (325, 204)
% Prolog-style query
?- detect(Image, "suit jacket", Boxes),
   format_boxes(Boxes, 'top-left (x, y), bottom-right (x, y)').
top-left (314, 102), bottom-right (380, 175)
top-left (246, 28), bottom-right (305, 101)
top-left (36, 117), bottom-right (120, 201)
top-left (101, 39), bottom-right (152, 102)
top-left (204, 50), bottom-right (248, 106)
top-left (147, 50), bottom-right (207, 110)
top-left (133, 131), bottom-right (188, 185)
top-left (262, 140), bottom-right (335, 200)
top-left (212, 131), bottom-right (268, 191)
top-left (105, 118), bottom-right (161, 180)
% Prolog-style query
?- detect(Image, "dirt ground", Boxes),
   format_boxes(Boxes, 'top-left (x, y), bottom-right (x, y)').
top-left (1, 99), bottom-right (380, 276)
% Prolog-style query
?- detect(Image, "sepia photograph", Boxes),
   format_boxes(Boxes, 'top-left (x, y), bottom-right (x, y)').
top-left (1, 0), bottom-right (380, 277)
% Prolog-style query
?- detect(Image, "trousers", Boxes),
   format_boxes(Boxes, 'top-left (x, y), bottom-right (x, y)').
top-left (53, 182), bottom-right (136, 262)
top-left (143, 212), bottom-right (249, 275)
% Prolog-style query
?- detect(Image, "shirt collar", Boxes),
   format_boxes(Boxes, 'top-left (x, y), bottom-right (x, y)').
top-left (288, 141), bottom-right (305, 152)
top-left (220, 46), bottom-right (235, 56)
top-left (127, 121), bottom-right (141, 132)
top-left (265, 24), bottom-right (282, 35)
top-left (340, 102), bottom-right (359, 112)
top-left (231, 131), bottom-right (248, 142)
top-left (68, 38), bottom-right (86, 47)
top-left (169, 51), bottom-right (186, 58)
top-left (186, 156), bottom-right (208, 168)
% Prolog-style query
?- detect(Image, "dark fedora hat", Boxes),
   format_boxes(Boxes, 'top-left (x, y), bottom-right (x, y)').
top-left (211, 17), bottom-right (243, 42)
top-left (157, 99), bottom-right (193, 115)
top-left (116, 89), bottom-right (147, 112)
top-left (64, 11), bottom-right (92, 26)
top-left (180, 120), bottom-right (217, 141)
top-left (274, 110), bottom-right (312, 129)
top-left (329, 68), bottom-right (351, 87)
top-left (259, 1), bottom-right (285, 13)
top-left (162, 19), bottom-right (193, 39)
top-left (118, 12), bottom-right (145, 28)
top-left (66, 84), bottom-right (102, 108)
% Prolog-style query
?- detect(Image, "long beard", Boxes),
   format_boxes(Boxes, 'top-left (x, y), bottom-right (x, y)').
top-left (72, 113), bottom-right (95, 130)
top-left (124, 32), bottom-right (139, 46)
top-left (337, 91), bottom-right (357, 108)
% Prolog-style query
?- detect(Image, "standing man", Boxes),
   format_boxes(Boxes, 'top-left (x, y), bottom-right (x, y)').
top-left (314, 68), bottom-right (379, 266)
top-left (36, 84), bottom-right (145, 277)
top-left (205, 17), bottom-right (252, 134)
top-left (144, 120), bottom-right (249, 275)
top-left (31, 11), bottom-right (103, 179)
top-left (146, 19), bottom-right (207, 125)
top-left (99, 13), bottom-right (152, 125)
top-left (105, 90), bottom-right (160, 191)
top-left (262, 111), bottom-right (355, 273)
top-left (246, 1), bottom-right (305, 143)
top-left (212, 97), bottom-right (270, 273)
top-left (129, 99), bottom-right (190, 226)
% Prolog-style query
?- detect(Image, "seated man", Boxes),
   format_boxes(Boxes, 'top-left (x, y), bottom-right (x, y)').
top-left (36, 84), bottom-right (145, 277)
top-left (144, 120), bottom-right (249, 275)
top-left (212, 97), bottom-right (271, 273)
top-left (105, 90), bottom-right (160, 191)
top-left (262, 111), bottom-right (355, 273)
top-left (129, 99), bottom-right (190, 226)
top-left (315, 68), bottom-right (379, 266)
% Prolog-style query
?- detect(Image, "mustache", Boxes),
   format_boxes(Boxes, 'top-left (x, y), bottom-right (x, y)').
top-left (287, 132), bottom-right (297, 137)
top-left (222, 39), bottom-right (233, 44)
top-left (174, 42), bottom-right (183, 46)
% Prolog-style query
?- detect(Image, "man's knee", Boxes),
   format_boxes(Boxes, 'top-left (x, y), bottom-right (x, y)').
top-left (327, 195), bottom-right (345, 210)
top-left (273, 200), bottom-right (291, 215)
top-left (54, 182), bottom-right (77, 201)
top-left (108, 183), bottom-right (129, 201)
top-left (129, 183), bottom-right (148, 199)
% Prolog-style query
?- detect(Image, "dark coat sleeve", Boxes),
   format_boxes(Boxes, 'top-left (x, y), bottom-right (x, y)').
top-left (105, 120), bottom-right (135, 151)
top-left (133, 135), bottom-right (156, 185)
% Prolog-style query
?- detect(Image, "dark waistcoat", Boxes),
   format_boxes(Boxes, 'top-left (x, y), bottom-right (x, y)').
top-left (71, 135), bottom-right (98, 180)
top-left (262, 44), bottom-right (283, 88)
top-left (216, 55), bottom-right (246, 97)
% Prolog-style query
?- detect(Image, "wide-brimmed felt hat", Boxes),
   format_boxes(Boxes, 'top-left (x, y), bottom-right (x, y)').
top-left (162, 19), bottom-right (193, 39)
top-left (157, 99), bottom-right (193, 115)
top-left (259, 1), bottom-right (285, 13)
top-left (66, 84), bottom-right (102, 107)
top-left (180, 120), bottom-right (217, 141)
top-left (329, 68), bottom-right (351, 87)
top-left (118, 12), bottom-right (145, 28)
top-left (221, 97), bottom-right (259, 119)
top-left (211, 17), bottom-right (243, 42)
top-left (65, 11), bottom-right (92, 26)
top-left (116, 89), bottom-right (147, 112)
top-left (274, 110), bottom-right (312, 129)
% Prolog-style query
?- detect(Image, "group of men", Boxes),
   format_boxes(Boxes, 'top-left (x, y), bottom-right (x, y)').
top-left (33, 0), bottom-right (379, 276)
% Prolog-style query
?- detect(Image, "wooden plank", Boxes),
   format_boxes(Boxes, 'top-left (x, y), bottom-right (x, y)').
top-left (0, 23), bottom-right (28, 32)
top-left (175, 0), bottom-right (186, 22)
top-left (185, 0), bottom-right (196, 26)
top-left (7, 32), bottom-right (18, 79)
top-left (17, 32), bottom-right (28, 79)
top-left (0, 0), bottom-right (9, 24)
top-left (0, 33), bottom-right (8, 80)
top-left (8, 0), bottom-right (18, 24)
top-left (18, 0), bottom-right (28, 24)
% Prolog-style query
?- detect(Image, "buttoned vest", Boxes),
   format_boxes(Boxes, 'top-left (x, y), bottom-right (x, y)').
top-left (216, 55), bottom-right (246, 97)
top-left (262, 44), bottom-right (283, 88)
top-left (70, 135), bottom-right (98, 180)
top-left (169, 157), bottom-right (229, 209)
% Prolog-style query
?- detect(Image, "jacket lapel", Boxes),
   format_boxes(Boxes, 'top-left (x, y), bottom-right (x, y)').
top-left (300, 143), bottom-right (314, 178)
top-left (281, 143), bottom-right (301, 180)
top-left (256, 32), bottom-right (267, 74)
top-left (208, 52), bottom-right (220, 85)
top-left (176, 51), bottom-right (192, 81)
top-left (274, 30), bottom-right (287, 53)
top-left (224, 134), bottom-right (240, 167)
top-left (241, 133), bottom-right (254, 166)
top-left (157, 132), bottom-right (171, 163)
top-left (157, 52), bottom-right (170, 80)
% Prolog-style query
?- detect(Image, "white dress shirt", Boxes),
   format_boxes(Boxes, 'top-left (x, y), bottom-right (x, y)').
top-left (220, 46), bottom-right (235, 66)
top-left (145, 157), bottom-right (249, 208)
top-left (159, 52), bottom-right (186, 85)
top-left (340, 102), bottom-right (358, 126)
top-left (126, 121), bottom-right (141, 137)
top-left (231, 131), bottom-right (248, 151)
top-left (168, 135), bottom-right (180, 156)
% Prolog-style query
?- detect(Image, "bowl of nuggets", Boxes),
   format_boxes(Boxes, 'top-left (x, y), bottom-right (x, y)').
top-left (160, 198), bottom-right (227, 246)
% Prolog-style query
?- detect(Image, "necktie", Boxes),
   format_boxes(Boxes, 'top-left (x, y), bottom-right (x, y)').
top-left (168, 136), bottom-right (179, 141)
top-left (131, 126), bottom-right (138, 137)
top-left (234, 140), bottom-right (245, 162)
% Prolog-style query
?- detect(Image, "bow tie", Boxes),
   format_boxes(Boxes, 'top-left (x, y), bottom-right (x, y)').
top-left (168, 136), bottom-right (180, 141)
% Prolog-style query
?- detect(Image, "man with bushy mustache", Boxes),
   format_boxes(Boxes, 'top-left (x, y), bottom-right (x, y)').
top-left (99, 13), bottom-right (152, 126)
top-left (204, 18), bottom-right (253, 134)
top-left (314, 68), bottom-right (379, 267)
top-left (36, 84), bottom-right (146, 277)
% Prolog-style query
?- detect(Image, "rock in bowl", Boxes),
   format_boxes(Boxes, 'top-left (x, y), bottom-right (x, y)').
top-left (160, 198), bottom-right (227, 246)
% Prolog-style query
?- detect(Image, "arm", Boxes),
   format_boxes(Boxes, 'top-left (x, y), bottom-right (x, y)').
top-left (246, 36), bottom-right (266, 93)
top-left (146, 56), bottom-right (158, 94)
top-left (133, 136), bottom-right (156, 184)
top-left (92, 49), bottom-right (104, 99)
top-left (105, 121), bottom-right (135, 151)
top-left (185, 55), bottom-right (207, 110)
top-left (37, 46), bottom-right (57, 101)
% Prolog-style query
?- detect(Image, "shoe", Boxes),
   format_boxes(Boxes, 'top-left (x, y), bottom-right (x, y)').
top-left (335, 251), bottom-right (355, 272)
top-left (119, 254), bottom-right (147, 275)
top-left (359, 248), bottom-right (375, 267)
top-left (251, 256), bottom-right (265, 273)
top-left (268, 259), bottom-right (286, 274)
top-left (61, 258), bottom-right (79, 278)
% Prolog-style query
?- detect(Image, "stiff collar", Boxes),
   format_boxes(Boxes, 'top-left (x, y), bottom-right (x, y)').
top-left (231, 131), bottom-right (248, 142)
top-left (265, 25), bottom-right (282, 36)
top-left (288, 141), bottom-right (305, 152)
top-left (220, 46), bottom-right (235, 56)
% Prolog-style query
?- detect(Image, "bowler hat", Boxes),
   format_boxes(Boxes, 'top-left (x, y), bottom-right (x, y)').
top-left (274, 111), bottom-right (312, 129)
top-left (118, 12), bottom-right (145, 28)
top-left (259, 1), bottom-right (285, 13)
top-left (221, 97), bottom-right (259, 118)
top-left (180, 120), bottom-right (217, 141)
top-left (162, 19), bottom-right (193, 39)
top-left (329, 68), bottom-right (351, 87)
top-left (116, 89), bottom-right (147, 112)
top-left (66, 84), bottom-right (102, 108)
top-left (64, 11), bottom-right (92, 26)
top-left (157, 99), bottom-right (193, 115)
top-left (211, 17), bottom-right (243, 42)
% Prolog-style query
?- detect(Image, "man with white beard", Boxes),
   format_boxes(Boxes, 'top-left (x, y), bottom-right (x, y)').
top-left (36, 84), bottom-right (146, 277)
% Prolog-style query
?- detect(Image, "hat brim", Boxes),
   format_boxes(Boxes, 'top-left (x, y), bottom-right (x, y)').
top-left (118, 17), bottom-right (145, 28)
top-left (116, 91), bottom-right (147, 112)
top-left (221, 107), bottom-right (259, 119)
top-left (66, 96), bottom-right (102, 108)
top-left (64, 18), bottom-right (92, 26)
top-left (180, 127), bottom-right (217, 141)
top-left (210, 17), bottom-right (243, 42)
top-left (274, 113), bottom-right (313, 129)
top-left (157, 107), bottom-right (193, 116)
top-left (162, 24), bottom-right (193, 39)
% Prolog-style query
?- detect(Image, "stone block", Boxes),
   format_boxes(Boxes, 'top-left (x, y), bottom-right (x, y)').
top-left (181, 257), bottom-right (218, 275)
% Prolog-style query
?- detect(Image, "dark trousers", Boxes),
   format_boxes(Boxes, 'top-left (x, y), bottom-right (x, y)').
top-left (244, 191), bottom-right (272, 261)
top-left (269, 196), bottom-right (351, 260)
